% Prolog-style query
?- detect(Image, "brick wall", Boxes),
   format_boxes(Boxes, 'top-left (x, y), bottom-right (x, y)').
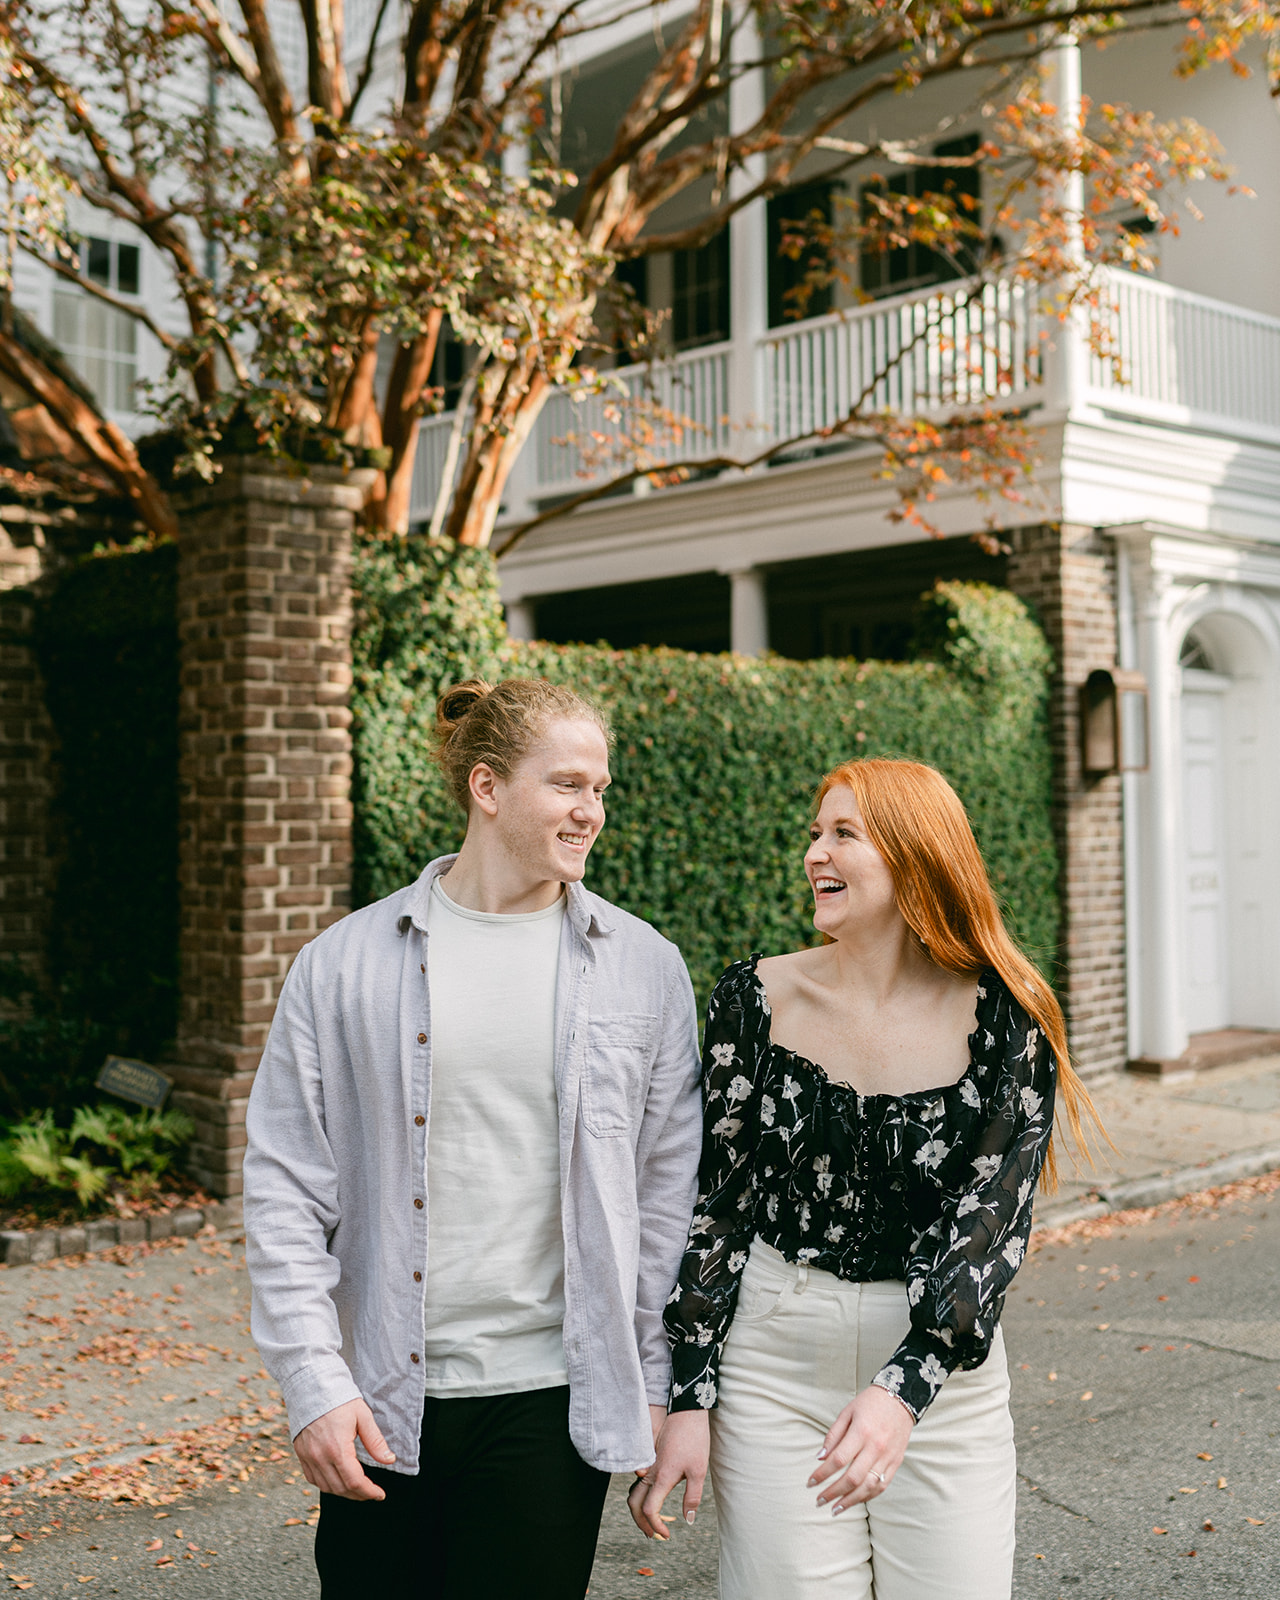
top-left (1006, 523), bottom-right (1127, 1079)
top-left (0, 516), bottom-right (56, 979)
top-left (172, 461), bottom-right (368, 1194)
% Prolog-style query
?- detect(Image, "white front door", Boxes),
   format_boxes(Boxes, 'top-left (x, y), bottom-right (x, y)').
top-left (1180, 670), bottom-right (1231, 1034)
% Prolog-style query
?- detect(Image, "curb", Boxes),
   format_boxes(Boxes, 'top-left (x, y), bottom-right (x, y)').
top-left (0, 1197), bottom-right (244, 1266)
top-left (1032, 1142), bottom-right (1280, 1232)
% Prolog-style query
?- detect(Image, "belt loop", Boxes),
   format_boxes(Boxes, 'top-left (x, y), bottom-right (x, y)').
top-left (795, 1262), bottom-right (809, 1295)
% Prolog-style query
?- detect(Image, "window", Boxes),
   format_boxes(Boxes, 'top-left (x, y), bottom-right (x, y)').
top-left (859, 135), bottom-right (981, 298)
top-left (767, 179), bottom-right (837, 328)
top-left (672, 228), bottom-right (730, 350)
top-left (53, 236), bottom-right (142, 415)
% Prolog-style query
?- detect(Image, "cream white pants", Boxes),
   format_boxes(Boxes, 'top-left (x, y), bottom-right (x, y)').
top-left (709, 1238), bottom-right (1016, 1600)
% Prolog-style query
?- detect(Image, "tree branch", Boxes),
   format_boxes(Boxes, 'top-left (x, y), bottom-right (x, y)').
top-left (346, 0), bottom-right (395, 118)
top-left (190, 0), bottom-right (265, 95)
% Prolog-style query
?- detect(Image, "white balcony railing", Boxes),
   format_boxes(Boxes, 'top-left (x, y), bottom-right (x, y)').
top-left (764, 276), bottom-right (1039, 444)
top-left (1085, 270), bottom-right (1280, 447)
top-left (533, 339), bottom-right (734, 496)
top-left (407, 268), bottom-right (1280, 525)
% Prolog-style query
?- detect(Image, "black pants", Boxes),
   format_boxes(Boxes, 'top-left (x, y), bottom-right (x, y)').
top-left (314, 1385), bottom-right (611, 1599)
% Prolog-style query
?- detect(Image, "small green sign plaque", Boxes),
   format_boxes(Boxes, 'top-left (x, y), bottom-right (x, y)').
top-left (96, 1056), bottom-right (174, 1110)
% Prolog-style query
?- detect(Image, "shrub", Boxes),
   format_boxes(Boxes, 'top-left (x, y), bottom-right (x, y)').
top-left (0, 1103), bottom-right (196, 1211)
top-left (351, 540), bottom-right (1058, 1007)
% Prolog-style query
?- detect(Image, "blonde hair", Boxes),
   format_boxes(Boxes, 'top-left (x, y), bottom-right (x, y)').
top-left (815, 756), bottom-right (1104, 1190)
top-left (433, 677), bottom-right (612, 812)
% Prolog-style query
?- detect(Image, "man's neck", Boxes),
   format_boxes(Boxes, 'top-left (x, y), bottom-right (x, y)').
top-left (441, 846), bottom-right (566, 916)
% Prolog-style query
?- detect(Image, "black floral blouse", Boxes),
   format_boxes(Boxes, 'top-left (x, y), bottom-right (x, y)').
top-left (665, 956), bottom-right (1055, 1421)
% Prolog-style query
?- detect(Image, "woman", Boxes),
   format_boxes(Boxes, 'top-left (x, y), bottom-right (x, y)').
top-left (632, 757), bottom-right (1099, 1599)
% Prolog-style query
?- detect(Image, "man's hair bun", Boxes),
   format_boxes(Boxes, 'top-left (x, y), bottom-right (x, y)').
top-left (434, 680), bottom-right (493, 748)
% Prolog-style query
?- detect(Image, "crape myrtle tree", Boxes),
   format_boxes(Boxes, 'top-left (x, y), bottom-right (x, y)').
top-left (0, 1), bottom-right (1276, 548)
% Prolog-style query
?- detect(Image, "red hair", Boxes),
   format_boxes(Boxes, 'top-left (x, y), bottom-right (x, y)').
top-left (816, 757), bottom-right (1102, 1189)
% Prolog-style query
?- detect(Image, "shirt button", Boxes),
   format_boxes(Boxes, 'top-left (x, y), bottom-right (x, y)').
top-left (414, 1115), bottom-right (425, 1126)
top-left (413, 1271), bottom-right (422, 1282)
top-left (414, 1198), bottom-right (424, 1209)
top-left (417, 1033), bottom-right (427, 1044)
top-left (410, 1353), bottom-right (420, 1364)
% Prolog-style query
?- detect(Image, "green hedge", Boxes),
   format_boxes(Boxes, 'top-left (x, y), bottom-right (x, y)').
top-left (352, 539), bottom-right (1059, 1006)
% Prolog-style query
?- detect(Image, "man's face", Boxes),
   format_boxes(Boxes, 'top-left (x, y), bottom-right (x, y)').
top-left (486, 718), bottom-right (611, 888)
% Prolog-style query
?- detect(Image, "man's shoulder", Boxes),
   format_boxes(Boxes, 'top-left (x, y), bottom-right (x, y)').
top-left (583, 887), bottom-right (681, 963)
top-left (295, 880), bottom-right (418, 974)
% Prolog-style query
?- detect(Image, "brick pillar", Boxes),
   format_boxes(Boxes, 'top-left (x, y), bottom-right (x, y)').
top-left (0, 516), bottom-right (56, 981)
top-left (172, 461), bottom-right (368, 1195)
top-left (1006, 524), bottom-right (1127, 1079)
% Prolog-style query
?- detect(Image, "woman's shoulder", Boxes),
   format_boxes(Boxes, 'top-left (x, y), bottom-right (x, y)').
top-left (974, 968), bottom-right (1054, 1073)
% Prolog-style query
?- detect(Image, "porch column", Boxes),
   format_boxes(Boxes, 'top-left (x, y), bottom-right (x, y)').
top-left (1122, 533), bottom-right (1187, 1061)
top-left (727, 14), bottom-right (768, 442)
top-left (1040, 30), bottom-right (1087, 416)
top-left (726, 566), bottom-right (769, 656)
top-left (171, 460), bottom-right (369, 1195)
top-left (504, 598), bottom-right (537, 642)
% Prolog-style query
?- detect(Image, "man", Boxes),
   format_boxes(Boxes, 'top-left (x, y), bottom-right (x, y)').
top-left (244, 677), bottom-right (702, 1598)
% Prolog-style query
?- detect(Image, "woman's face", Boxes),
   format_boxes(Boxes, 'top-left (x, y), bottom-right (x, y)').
top-left (804, 785), bottom-right (901, 939)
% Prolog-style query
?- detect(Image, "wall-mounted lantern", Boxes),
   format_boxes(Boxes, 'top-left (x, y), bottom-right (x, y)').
top-left (1080, 668), bottom-right (1149, 775)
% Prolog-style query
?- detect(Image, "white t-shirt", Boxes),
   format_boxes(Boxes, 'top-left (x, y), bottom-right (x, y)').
top-left (421, 876), bottom-right (568, 1396)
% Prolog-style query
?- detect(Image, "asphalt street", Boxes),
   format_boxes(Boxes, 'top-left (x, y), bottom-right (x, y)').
top-left (2, 1183), bottom-right (1276, 1598)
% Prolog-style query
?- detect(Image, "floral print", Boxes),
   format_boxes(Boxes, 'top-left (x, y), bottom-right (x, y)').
top-left (665, 956), bottom-right (1055, 1422)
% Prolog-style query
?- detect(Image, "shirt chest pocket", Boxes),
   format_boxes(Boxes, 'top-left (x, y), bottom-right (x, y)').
top-left (581, 1015), bottom-right (657, 1137)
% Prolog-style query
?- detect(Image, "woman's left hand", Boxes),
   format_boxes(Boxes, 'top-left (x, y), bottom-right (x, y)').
top-left (807, 1384), bottom-right (914, 1512)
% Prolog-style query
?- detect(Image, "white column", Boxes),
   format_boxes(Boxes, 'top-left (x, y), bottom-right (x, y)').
top-left (1130, 546), bottom-right (1187, 1060)
top-left (1040, 30), bottom-right (1086, 417)
top-left (726, 566), bottom-right (768, 655)
top-left (727, 10), bottom-right (768, 449)
top-left (504, 598), bottom-right (536, 641)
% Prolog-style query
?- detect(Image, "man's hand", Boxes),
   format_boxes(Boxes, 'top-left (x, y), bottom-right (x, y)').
top-left (294, 1398), bottom-right (397, 1501)
top-left (628, 1409), bottom-right (709, 1540)
top-left (806, 1384), bottom-right (914, 1513)
top-left (648, 1403), bottom-right (667, 1451)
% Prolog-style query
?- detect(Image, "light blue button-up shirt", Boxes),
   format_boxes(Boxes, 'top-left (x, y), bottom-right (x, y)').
top-left (243, 855), bottom-right (702, 1474)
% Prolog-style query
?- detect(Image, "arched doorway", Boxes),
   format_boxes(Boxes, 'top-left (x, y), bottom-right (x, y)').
top-left (1177, 615), bottom-right (1278, 1034)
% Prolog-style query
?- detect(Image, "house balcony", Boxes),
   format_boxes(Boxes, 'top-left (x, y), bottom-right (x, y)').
top-left (408, 268), bottom-right (1280, 632)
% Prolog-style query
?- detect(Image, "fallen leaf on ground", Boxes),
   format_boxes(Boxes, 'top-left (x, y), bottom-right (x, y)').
top-left (1153, 1527), bottom-right (1167, 1535)
top-left (636, 1569), bottom-right (654, 1578)
top-left (1202, 1521), bottom-right (1216, 1532)
top-left (1246, 1518), bottom-right (1266, 1525)
top-left (1197, 1453), bottom-right (1213, 1461)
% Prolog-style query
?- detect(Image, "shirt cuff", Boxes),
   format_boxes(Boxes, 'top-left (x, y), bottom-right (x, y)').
top-left (667, 1352), bottom-right (720, 1411)
top-left (871, 1328), bottom-right (962, 1422)
top-left (279, 1355), bottom-right (365, 1441)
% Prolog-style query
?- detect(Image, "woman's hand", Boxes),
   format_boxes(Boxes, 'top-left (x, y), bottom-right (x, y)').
top-left (807, 1385), bottom-right (914, 1512)
top-left (628, 1409), bottom-right (710, 1539)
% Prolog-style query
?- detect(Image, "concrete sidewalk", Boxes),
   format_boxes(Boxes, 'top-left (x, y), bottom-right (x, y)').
top-left (1035, 1049), bottom-right (1280, 1227)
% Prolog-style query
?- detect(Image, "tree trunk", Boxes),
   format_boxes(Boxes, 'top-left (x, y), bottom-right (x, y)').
top-left (373, 313), bottom-right (442, 533)
top-left (333, 319), bottom-right (384, 448)
top-left (444, 369), bottom-right (549, 549)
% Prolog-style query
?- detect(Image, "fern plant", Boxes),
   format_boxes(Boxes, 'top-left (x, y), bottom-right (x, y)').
top-left (0, 1112), bottom-right (112, 1208)
top-left (0, 1103), bottom-right (195, 1210)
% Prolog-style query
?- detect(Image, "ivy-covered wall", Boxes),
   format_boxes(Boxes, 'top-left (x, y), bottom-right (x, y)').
top-left (352, 538), bottom-right (1059, 1006)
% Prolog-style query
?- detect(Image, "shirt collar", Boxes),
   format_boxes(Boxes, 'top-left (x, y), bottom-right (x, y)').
top-left (397, 854), bottom-right (615, 937)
